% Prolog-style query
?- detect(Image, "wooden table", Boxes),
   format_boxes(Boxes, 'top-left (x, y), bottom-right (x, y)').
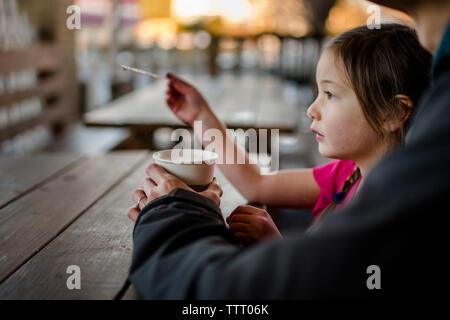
top-left (83, 73), bottom-right (301, 149)
top-left (0, 151), bottom-right (246, 299)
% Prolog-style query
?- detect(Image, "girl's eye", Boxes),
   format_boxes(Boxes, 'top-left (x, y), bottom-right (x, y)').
top-left (324, 91), bottom-right (335, 100)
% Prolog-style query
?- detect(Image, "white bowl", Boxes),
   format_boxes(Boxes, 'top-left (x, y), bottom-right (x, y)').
top-left (152, 149), bottom-right (218, 187)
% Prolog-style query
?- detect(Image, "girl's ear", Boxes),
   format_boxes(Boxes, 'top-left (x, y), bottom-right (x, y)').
top-left (383, 94), bottom-right (414, 133)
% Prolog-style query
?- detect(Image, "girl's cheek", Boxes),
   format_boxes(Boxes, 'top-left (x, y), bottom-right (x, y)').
top-left (325, 123), bottom-right (363, 158)
top-left (327, 123), bottom-right (352, 146)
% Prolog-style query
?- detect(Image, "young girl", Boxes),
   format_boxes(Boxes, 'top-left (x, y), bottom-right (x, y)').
top-left (164, 24), bottom-right (432, 245)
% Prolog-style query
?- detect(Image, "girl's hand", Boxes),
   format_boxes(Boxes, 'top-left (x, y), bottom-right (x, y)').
top-left (165, 72), bottom-right (211, 125)
top-left (226, 205), bottom-right (282, 246)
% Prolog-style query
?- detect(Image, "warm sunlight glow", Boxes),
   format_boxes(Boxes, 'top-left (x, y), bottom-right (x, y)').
top-left (172, 0), bottom-right (212, 19)
top-left (135, 18), bottom-right (178, 47)
top-left (172, 0), bottom-right (252, 23)
top-left (216, 0), bottom-right (252, 23)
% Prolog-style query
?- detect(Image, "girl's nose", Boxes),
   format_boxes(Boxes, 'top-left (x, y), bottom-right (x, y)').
top-left (306, 101), bottom-right (320, 120)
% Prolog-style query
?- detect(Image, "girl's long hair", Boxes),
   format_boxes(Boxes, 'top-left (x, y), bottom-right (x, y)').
top-left (307, 24), bottom-right (432, 232)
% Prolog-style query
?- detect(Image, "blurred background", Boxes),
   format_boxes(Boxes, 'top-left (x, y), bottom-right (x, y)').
top-left (0, 0), bottom-right (412, 230)
top-left (0, 0), bottom-right (411, 164)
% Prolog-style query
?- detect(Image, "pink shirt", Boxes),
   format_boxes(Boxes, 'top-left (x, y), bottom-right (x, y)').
top-left (311, 160), bottom-right (361, 218)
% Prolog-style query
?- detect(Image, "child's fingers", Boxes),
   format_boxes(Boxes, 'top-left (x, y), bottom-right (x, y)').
top-left (172, 80), bottom-right (193, 95)
top-left (229, 205), bottom-right (266, 219)
top-left (167, 72), bottom-right (190, 86)
top-left (226, 211), bottom-right (240, 223)
top-left (168, 81), bottom-right (178, 92)
top-left (166, 95), bottom-right (183, 113)
top-left (167, 83), bottom-right (182, 99)
top-left (166, 96), bottom-right (178, 112)
top-left (166, 86), bottom-right (183, 103)
top-left (233, 232), bottom-right (253, 246)
top-left (226, 208), bottom-right (248, 223)
top-left (228, 222), bottom-right (249, 233)
top-left (167, 72), bottom-right (181, 81)
top-left (233, 232), bottom-right (249, 238)
top-left (227, 213), bottom-right (255, 225)
top-left (166, 94), bottom-right (177, 106)
top-left (166, 85), bottom-right (174, 97)
top-left (167, 74), bottom-right (195, 96)
top-left (232, 205), bottom-right (266, 214)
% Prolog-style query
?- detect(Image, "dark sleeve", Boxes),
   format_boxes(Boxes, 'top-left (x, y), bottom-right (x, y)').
top-left (128, 188), bottom-right (391, 299)
top-left (129, 71), bottom-right (450, 299)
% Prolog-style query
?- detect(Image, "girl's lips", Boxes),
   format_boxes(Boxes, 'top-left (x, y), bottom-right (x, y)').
top-left (311, 128), bottom-right (324, 137)
top-left (311, 129), bottom-right (325, 141)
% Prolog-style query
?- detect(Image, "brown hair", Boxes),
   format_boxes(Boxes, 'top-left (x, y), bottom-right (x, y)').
top-left (308, 24), bottom-right (432, 232)
top-left (326, 23), bottom-right (432, 147)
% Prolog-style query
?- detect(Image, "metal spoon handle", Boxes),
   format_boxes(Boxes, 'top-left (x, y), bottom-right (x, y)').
top-left (121, 65), bottom-right (167, 80)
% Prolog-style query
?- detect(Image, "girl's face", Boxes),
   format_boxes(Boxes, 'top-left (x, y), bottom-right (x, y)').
top-left (307, 49), bottom-right (383, 161)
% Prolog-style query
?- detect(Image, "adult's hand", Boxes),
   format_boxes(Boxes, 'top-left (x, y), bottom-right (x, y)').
top-left (127, 163), bottom-right (223, 222)
top-left (226, 205), bottom-right (282, 246)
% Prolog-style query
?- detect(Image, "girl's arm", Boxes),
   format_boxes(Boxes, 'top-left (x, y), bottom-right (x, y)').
top-left (166, 73), bottom-right (321, 208)
top-left (198, 107), bottom-right (320, 208)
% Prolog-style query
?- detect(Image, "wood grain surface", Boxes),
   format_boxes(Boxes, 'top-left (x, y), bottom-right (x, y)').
top-left (0, 151), bottom-right (147, 285)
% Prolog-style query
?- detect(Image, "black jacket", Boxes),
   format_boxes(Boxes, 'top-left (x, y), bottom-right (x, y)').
top-left (129, 53), bottom-right (450, 299)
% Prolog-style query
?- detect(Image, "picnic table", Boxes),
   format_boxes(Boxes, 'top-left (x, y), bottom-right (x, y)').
top-left (83, 73), bottom-right (301, 149)
top-left (0, 151), bottom-right (246, 299)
